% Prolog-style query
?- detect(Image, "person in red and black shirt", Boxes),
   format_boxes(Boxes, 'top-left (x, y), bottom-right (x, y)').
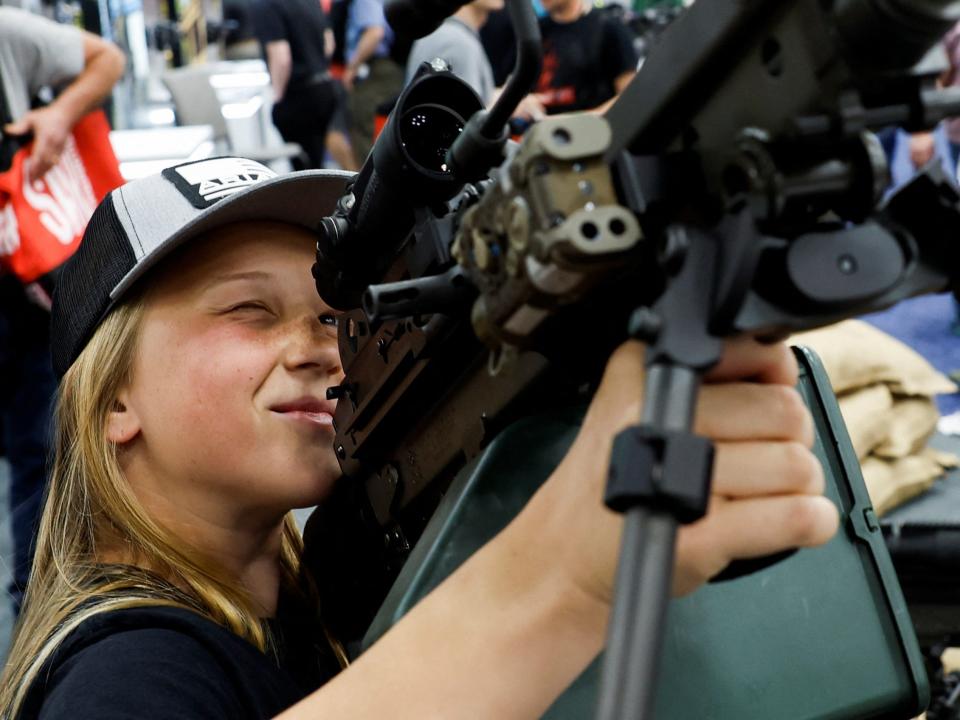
top-left (514, 0), bottom-right (638, 121)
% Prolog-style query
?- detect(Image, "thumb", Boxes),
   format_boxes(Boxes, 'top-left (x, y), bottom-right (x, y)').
top-left (3, 119), bottom-right (30, 136)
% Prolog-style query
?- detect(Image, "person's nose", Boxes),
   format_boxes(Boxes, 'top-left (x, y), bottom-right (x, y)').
top-left (281, 315), bottom-right (343, 379)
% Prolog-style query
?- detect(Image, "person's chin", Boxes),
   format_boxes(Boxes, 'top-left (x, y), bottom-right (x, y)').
top-left (289, 464), bottom-right (342, 505)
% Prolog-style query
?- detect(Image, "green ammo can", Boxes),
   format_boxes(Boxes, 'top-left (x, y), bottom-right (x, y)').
top-left (363, 347), bottom-right (929, 719)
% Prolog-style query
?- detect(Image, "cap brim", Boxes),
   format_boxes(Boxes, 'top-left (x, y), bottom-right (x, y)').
top-left (110, 168), bottom-right (353, 301)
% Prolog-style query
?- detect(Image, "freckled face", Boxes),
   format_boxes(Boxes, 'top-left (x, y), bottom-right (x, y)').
top-left (124, 222), bottom-right (344, 522)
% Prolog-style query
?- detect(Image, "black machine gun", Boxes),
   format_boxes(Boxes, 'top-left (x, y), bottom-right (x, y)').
top-left (304, 1), bottom-right (960, 718)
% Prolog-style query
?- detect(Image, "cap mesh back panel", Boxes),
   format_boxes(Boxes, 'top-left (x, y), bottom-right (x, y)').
top-left (50, 194), bottom-right (138, 378)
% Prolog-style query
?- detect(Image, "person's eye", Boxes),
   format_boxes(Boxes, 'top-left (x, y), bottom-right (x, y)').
top-left (227, 301), bottom-right (274, 315)
top-left (319, 313), bottom-right (339, 327)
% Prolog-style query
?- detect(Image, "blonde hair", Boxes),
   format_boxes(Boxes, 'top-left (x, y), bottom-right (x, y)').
top-left (0, 296), bottom-right (312, 718)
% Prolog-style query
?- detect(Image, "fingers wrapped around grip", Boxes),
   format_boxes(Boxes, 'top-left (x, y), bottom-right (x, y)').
top-left (695, 384), bottom-right (814, 446)
top-left (672, 454), bottom-right (836, 597)
top-left (538, 336), bottom-right (839, 607)
top-left (676, 353), bottom-right (835, 595)
top-left (711, 441), bottom-right (825, 499)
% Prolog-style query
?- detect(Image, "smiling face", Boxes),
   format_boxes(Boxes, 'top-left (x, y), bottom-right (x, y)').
top-left (111, 221), bottom-right (345, 530)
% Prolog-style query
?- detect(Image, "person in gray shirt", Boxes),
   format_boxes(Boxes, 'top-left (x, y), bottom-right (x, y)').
top-left (1, 7), bottom-right (124, 181)
top-left (405, 0), bottom-right (503, 104)
top-left (0, 6), bottom-right (124, 616)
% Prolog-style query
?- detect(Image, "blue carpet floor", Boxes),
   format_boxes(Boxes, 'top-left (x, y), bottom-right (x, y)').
top-left (861, 293), bottom-right (960, 415)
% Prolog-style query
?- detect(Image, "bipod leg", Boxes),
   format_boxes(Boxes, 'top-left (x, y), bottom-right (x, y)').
top-left (595, 225), bottom-right (723, 720)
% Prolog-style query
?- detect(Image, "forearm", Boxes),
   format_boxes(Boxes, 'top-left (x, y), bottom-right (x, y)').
top-left (268, 58), bottom-right (291, 102)
top-left (277, 505), bottom-right (606, 719)
top-left (49, 40), bottom-right (124, 127)
top-left (265, 41), bottom-right (293, 102)
top-left (324, 28), bottom-right (335, 59)
top-left (591, 71), bottom-right (635, 115)
top-left (590, 97), bottom-right (618, 115)
top-left (348, 27), bottom-right (385, 71)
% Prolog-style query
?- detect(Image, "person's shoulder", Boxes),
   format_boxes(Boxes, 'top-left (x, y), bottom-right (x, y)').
top-left (57, 615), bottom-right (236, 677)
top-left (592, 7), bottom-right (631, 37)
top-left (250, 0), bottom-right (279, 20)
top-left (0, 6), bottom-right (84, 71)
top-left (408, 21), bottom-right (474, 78)
top-left (49, 605), bottom-right (262, 676)
top-left (446, 17), bottom-right (480, 40)
top-left (0, 7), bottom-right (35, 41)
top-left (584, 8), bottom-right (613, 27)
top-left (24, 606), bottom-right (299, 720)
top-left (0, 6), bottom-right (25, 26)
top-left (425, 19), bottom-right (477, 49)
top-left (0, 7), bottom-right (79, 40)
top-left (25, 607), bottom-right (246, 719)
top-left (56, 605), bottom-right (273, 674)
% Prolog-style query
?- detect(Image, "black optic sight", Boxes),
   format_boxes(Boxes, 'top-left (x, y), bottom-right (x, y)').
top-left (314, 62), bottom-right (483, 311)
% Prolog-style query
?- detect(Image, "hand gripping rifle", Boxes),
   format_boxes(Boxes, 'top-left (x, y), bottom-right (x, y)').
top-left (304, 1), bottom-right (960, 717)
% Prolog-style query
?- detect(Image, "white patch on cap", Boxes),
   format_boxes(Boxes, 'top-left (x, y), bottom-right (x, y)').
top-left (174, 158), bottom-right (277, 204)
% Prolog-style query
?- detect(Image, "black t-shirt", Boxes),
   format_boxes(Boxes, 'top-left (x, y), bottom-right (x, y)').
top-left (479, 8), bottom-right (515, 88)
top-left (251, 0), bottom-right (330, 88)
top-left (536, 10), bottom-right (638, 115)
top-left (223, 0), bottom-right (257, 46)
top-left (18, 604), bottom-right (340, 719)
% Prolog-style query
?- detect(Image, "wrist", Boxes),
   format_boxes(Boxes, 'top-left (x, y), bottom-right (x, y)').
top-left (505, 487), bottom-right (611, 642)
top-left (441, 517), bottom-right (608, 709)
top-left (45, 97), bottom-right (81, 131)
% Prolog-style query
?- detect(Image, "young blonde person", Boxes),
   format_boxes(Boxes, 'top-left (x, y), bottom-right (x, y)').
top-left (0, 157), bottom-right (838, 719)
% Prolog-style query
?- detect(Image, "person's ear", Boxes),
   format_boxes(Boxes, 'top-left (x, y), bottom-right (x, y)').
top-left (106, 391), bottom-right (141, 445)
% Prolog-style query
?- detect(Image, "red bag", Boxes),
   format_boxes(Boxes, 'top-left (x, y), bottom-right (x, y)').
top-left (0, 110), bottom-right (124, 283)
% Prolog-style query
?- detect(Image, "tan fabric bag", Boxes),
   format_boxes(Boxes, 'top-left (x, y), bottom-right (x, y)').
top-left (837, 384), bottom-right (894, 460)
top-left (874, 397), bottom-right (941, 460)
top-left (792, 321), bottom-right (957, 396)
top-left (862, 449), bottom-right (960, 516)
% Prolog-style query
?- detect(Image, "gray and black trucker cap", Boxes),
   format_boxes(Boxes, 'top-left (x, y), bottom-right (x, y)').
top-left (50, 156), bottom-right (353, 378)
